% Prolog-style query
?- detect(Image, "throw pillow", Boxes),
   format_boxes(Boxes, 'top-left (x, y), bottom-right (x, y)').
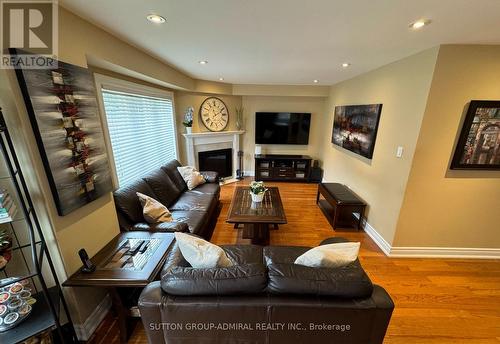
top-left (174, 232), bottom-right (233, 268)
top-left (136, 192), bottom-right (173, 223)
top-left (294, 242), bottom-right (360, 268)
top-left (176, 166), bottom-right (206, 190)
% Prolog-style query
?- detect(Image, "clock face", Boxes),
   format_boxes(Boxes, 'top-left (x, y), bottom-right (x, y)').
top-left (200, 97), bottom-right (229, 132)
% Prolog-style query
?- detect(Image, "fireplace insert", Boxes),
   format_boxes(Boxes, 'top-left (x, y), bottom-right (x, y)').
top-left (198, 148), bottom-right (232, 179)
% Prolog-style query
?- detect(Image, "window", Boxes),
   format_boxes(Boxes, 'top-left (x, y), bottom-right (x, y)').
top-left (96, 75), bottom-right (178, 187)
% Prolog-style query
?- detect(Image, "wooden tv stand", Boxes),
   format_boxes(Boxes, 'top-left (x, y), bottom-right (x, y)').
top-left (254, 154), bottom-right (312, 182)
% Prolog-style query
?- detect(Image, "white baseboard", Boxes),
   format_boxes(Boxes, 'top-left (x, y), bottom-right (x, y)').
top-left (361, 219), bottom-right (392, 256)
top-left (244, 170), bottom-right (255, 177)
top-left (74, 294), bottom-right (112, 341)
top-left (359, 217), bottom-right (500, 259)
top-left (390, 246), bottom-right (500, 259)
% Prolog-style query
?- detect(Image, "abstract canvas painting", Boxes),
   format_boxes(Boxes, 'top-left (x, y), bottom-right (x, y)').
top-left (451, 100), bottom-right (500, 170)
top-left (15, 58), bottom-right (113, 215)
top-left (331, 104), bottom-right (382, 159)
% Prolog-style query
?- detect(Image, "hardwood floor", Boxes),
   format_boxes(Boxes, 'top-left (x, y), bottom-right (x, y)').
top-left (88, 179), bottom-right (500, 343)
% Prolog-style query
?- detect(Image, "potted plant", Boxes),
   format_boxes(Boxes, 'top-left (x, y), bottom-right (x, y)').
top-left (0, 229), bottom-right (12, 271)
top-left (249, 181), bottom-right (267, 203)
top-left (183, 107), bottom-right (194, 134)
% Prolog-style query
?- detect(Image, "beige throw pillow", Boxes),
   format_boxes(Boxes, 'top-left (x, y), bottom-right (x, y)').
top-left (177, 166), bottom-right (206, 190)
top-left (174, 232), bottom-right (233, 268)
top-left (294, 242), bottom-right (360, 268)
top-left (136, 192), bottom-right (172, 223)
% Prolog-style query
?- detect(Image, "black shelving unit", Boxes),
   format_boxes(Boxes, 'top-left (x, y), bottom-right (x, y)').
top-left (0, 108), bottom-right (77, 343)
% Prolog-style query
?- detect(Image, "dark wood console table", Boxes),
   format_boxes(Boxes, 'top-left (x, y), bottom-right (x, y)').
top-left (63, 232), bottom-right (175, 343)
top-left (254, 154), bottom-right (312, 182)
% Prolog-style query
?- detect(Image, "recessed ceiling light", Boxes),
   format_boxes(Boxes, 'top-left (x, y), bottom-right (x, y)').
top-left (146, 14), bottom-right (166, 24)
top-left (219, 77), bottom-right (224, 81)
top-left (199, 60), bottom-right (208, 65)
top-left (313, 79), bottom-right (319, 83)
top-left (342, 63), bottom-right (350, 68)
top-left (409, 19), bottom-right (431, 30)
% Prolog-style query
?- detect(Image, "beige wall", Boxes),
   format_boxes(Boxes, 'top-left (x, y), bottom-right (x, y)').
top-left (242, 96), bottom-right (327, 173)
top-left (193, 80), bottom-right (233, 95)
top-left (319, 48), bottom-right (439, 245)
top-left (174, 92), bottom-right (243, 164)
top-left (393, 45), bottom-right (500, 248)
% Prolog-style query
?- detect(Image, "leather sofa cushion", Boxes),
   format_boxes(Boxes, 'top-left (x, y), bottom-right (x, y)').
top-left (170, 210), bottom-right (207, 234)
top-left (142, 169), bottom-right (181, 207)
top-left (161, 263), bottom-right (267, 296)
top-left (264, 246), bottom-right (310, 265)
top-left (161, 243), bottom-right (263, 275)
top-left (132, 221), bottom-right (188, 233)
top-left (267, 262), bottom-right (373, 298)
top-left (161, 242), bottom-right (266, 296)
top-left (223, 245), bottom-right (264, 265)
top-left (187, 183), bottom-right (220, 195)
top-left (169, 192), bottom-right (216, 212)
top-left (113, 179), bottom-right (157, 223)
top-left (161, 160), bottom-right (187, 192)
top-left (161, 241), bottom-right (191, 278)
top-left (200, 171), bottom-right (219, 183)
top-left (264, 242), bottom-right (373, 298)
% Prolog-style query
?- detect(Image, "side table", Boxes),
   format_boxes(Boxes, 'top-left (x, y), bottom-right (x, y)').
top-left (63, 232), bottom-right (174, 343)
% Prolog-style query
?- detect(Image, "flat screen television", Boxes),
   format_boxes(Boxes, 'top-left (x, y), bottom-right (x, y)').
top-left (255, 112), bottom-right (311, 145)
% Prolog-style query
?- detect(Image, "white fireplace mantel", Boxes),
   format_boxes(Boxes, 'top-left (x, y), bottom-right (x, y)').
top-left (182, 130), bottom-right (245, 179)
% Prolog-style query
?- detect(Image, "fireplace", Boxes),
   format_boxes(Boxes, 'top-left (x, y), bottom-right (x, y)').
top-left (198, 148), bottom-right (233, 179)
top-left (183, 130), bottom-right (244, 180)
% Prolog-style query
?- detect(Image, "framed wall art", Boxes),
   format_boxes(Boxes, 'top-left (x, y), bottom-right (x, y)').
top-left (451, 100), bottom-right (500, 170)
top-left (14, 53), bottom-right (113, 215)
top-left (331, 104), bottom-right (382, 159)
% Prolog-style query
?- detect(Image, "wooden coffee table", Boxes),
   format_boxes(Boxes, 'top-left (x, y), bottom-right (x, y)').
top-left (63, 231), bottom-right (175, 343)
top-left (227, 186), bottom-right (287, 245)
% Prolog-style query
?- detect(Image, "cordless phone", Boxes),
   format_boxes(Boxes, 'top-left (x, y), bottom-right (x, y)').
top-left (79, 248), bottom-right (96, 273)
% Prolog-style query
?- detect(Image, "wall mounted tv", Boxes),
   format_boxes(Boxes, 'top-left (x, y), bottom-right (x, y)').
top-left (255, 112), bottom-right (311, 145)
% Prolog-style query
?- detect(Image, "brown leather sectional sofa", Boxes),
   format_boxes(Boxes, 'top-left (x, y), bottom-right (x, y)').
top-left (113, 160), bottom-right (220, 240)
top-left (139, 237), bottom-right (394, 344)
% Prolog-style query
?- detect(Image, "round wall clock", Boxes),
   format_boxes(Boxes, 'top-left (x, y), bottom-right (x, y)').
top-left (199, 97), bottom-right (229, 132)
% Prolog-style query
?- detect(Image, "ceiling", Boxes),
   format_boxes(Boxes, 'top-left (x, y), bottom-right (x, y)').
top-left (61, 0), bottom-right (500, 85)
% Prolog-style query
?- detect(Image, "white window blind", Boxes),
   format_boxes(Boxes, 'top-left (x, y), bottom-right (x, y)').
top-left (101, 89), bottom-right (177, 187)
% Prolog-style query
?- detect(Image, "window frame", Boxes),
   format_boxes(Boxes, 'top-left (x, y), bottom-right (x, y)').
top-left (94, 73), bottom-right (179, 188)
